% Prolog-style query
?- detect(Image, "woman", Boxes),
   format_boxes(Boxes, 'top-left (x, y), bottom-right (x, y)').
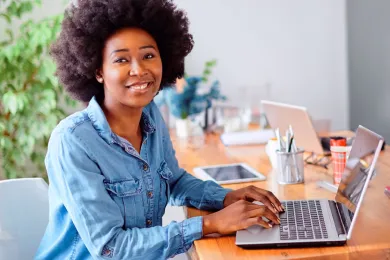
top-left (36, 0), bottom-right (283, 259)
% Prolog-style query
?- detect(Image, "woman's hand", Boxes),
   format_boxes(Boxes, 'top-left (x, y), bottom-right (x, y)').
top-left (202, 200), bottom-right (281, 235)
top-left (223, 185), bottom-right (284, 214)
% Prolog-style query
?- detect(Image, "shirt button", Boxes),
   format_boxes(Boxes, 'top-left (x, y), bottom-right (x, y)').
top-left (143, 164), bottom-right (149, 171)
top-left (147, 191), bottom-right (153, 198)
top-left (146, 219), bottom-right (152, 226)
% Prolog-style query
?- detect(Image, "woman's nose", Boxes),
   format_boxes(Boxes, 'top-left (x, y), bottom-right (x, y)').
top-left (129, 60), bottom-right (147, 76)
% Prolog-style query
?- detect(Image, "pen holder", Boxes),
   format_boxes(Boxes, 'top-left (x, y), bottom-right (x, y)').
top-left (276, 149), bottom-right (305, 184)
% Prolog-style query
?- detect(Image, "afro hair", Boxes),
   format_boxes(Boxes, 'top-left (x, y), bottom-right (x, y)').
top-left (51, 0), bottom-right (194, 102)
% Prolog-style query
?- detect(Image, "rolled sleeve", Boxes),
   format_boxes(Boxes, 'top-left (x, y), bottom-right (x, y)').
top-left (181, 216), bottom-right (203, 251)
top-left (204, 186), bottom-right (232, 210)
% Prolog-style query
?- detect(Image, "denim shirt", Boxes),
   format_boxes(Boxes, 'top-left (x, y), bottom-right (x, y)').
top-left (35, 97), bottom-right (230, 260)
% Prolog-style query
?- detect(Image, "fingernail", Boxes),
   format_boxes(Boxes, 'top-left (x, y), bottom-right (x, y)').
top-left (268, 223), bottom-right (273, 228)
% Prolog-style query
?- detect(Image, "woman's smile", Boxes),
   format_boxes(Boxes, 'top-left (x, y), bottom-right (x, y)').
top-left (126, 81), bottom-right (154, 94)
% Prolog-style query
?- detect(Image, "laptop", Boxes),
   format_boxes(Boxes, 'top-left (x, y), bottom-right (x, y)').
top-left (261, 100), bottom-right (336, 156)
top-left (236, 125), bottom-right (384, 248)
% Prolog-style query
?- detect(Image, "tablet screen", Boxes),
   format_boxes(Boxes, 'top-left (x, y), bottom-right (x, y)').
top-left (203, 165), bottom-right (259, 181)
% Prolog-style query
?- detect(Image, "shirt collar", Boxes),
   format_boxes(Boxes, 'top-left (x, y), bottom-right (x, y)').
top-left (86, 96), bottom-right (156, 145)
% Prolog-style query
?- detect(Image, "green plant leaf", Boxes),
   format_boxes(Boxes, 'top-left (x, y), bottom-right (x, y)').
top-left (205, 59), bottom-right (217, 67)
top-left (203, 69), bottom-right (211, 76)
top-left (0, 13), bottom-right (11, 23)
top-left (0, 136), bottom-right (13, 150)
top-left (180, 111), bottom-right (188, 119)
top-left (2, 91), bottom-right (18, 114)
top-left (6, 2), bottom-right (18, 17)
top-left (5, 28), bottom-right (14, 42)
top-left (19, 1), bottom-right (34, 14)
top-left (65, 95), bottom-right (77, 107)
top-left (2, 45), bottom-right (14, 61)
top-left (0, 4), bottom-right (71, 179)
top-left (0, 122), bottom-right (5, 132)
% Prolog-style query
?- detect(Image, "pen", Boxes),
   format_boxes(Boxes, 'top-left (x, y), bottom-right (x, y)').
top-left (289, 125), bottom-right (297, 152)
top-left (286, 131), bottom-right (291, 153)
top-left (275, 128), bottom-right (284, 151)
top-left (288, 135), bottom-right (294, 153)
top-left (288, 125), bottom-right (301, 182)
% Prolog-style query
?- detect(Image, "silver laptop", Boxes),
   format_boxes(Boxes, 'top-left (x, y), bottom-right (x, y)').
top-left (261, 100), bottom-right (331, 155)
top-left (236, 125), bottom-right (384, 248)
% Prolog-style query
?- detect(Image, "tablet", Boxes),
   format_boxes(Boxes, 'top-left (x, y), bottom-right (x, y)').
top-left (193, 163), bottom-right (266, 184)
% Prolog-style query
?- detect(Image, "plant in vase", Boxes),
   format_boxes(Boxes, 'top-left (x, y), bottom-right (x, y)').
top-left (155, 60), bottom-right (226, 138)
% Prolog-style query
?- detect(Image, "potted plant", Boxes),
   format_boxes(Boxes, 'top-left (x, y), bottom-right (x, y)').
top-left (155, 60), bottom-right (226, 138)
top-left (0, 0), bottom-right (76, 179)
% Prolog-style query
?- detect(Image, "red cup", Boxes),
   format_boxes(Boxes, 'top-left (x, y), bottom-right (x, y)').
top-left (330, 146), bottom-right (348, 185)
top-left (330, 137), bottom-right (347, 147)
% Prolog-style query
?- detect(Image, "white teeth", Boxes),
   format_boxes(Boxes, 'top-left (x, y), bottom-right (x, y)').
top-left (131, 83), bottom-right (148, 90)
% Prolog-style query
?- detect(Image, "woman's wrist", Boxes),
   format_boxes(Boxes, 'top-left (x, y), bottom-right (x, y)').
top-left (223, 191), bottom-right (233, 208)
top-left (202, 214), bottom-right (217, 236)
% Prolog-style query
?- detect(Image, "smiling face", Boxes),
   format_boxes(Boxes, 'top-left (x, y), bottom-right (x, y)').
top-left (96, 27), bottom-right (163, 108)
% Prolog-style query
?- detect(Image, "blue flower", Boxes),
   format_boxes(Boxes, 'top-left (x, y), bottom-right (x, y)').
top-left (156, 78), bottom-right (226, 119)
top-left (154, 59), bottom-right (226, 119)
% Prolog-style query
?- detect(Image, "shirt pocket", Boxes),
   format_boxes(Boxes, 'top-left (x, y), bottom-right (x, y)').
top-left (157, 160), bottom-right (173, 218)
top-left (104, 179), bottom-right (144, 228)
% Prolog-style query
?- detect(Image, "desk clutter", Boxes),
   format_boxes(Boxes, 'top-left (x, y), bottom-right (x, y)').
top-left (267, 126), bottom-right (305, 184)
top-left (266, 127), bottom-right (351, 186)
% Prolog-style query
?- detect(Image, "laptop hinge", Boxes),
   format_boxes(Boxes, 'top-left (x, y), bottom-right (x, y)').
top-left (336, 201), bottom-right (352, 235)
top-left (328, 201), bottom-right (347, 237)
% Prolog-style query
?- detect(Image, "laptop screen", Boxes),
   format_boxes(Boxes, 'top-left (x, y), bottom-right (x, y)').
top-left (334, 126), bottom-right (383, 238)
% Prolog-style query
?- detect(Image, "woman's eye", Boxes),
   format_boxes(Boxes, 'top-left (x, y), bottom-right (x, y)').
top-left (144, 53), bottom-right (154, 59)
top-left (115, 58), bottom-right (128, 63)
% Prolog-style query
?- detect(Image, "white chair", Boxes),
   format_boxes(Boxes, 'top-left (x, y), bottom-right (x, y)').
top-left (0, 178), bottom-right (49, 260)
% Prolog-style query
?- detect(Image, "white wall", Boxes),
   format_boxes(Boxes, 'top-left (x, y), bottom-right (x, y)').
top-left (347, 0), bottom-right (390, 141)
top-left (176, 0), bottom-right (349, 130)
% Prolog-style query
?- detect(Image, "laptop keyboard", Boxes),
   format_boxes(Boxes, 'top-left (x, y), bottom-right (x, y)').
top-left (279, 200), bottom-right (328, 240)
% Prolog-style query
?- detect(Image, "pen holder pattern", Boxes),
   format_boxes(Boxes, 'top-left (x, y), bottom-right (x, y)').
top-left (276, 149), bottom-right (305, 184)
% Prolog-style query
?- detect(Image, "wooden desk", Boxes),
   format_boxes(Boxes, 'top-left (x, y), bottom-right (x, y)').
top-left (171, 131), bottom-right (390, 260)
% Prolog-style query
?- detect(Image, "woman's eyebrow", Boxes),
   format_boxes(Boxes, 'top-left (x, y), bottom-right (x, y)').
top-left (110, 46), bottom-right (155, 56)
top-left (110, 48), bottom-right (129, 56)
top-left (139, 45), bottom-right (156, 50)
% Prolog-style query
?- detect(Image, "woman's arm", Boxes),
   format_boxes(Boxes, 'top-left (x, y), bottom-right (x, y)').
top-left (160, 120), bottom-right (231, 211)
top-left (47, 130), bottom-right (202, 259)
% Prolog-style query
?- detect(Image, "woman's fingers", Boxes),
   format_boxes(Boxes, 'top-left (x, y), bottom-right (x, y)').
top-left (246, 217), bottom-right (273, 229)
top-left (247, 206), bottom-right (280, 224)
top-left (245, 186), bottom-right (283, 212)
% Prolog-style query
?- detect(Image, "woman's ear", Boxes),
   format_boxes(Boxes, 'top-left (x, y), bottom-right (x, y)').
top-left (96, 69), bottom-right (104, 83)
